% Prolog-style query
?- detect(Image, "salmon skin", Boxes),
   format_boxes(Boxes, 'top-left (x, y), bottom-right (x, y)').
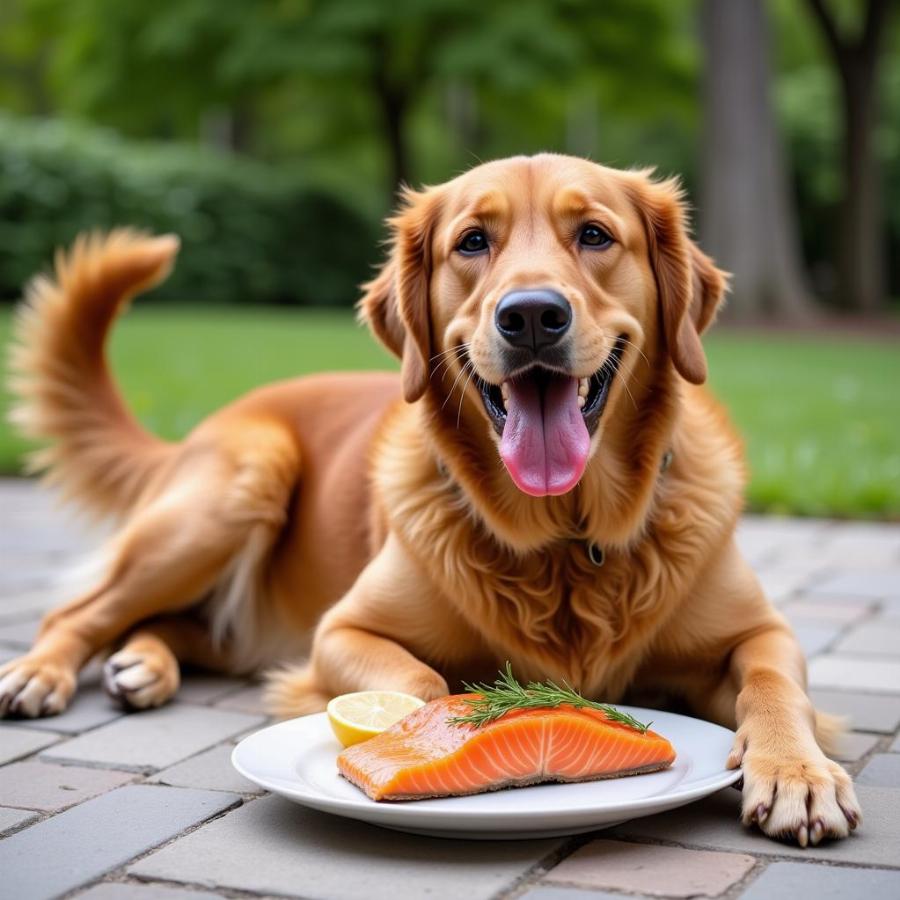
top-left (337, 694), bottom-right (676, 802)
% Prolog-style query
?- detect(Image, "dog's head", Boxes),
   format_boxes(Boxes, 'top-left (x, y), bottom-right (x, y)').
top-left (361, 154), bottom-right (726, 498)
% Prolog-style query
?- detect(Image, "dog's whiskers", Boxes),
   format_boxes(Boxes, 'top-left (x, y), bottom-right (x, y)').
top-left (616, 337), bottom-right (650, 368)
top-left (431, 344), bottom-right (470, 382)
top-left (617, 371), bottom-right (638, 411)
top-left (456, 361), bottom-right (479, 429)
top-left (610, 359), bottom-right (638, 411)
top-left (433, 355), bottom-right (468, 381)
top-left (430, 344), bottom-right (470, 364)
top-left (441, 356), bottom-right (476, 413)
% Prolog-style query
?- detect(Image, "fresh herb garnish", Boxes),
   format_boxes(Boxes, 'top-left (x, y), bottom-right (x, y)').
top-left (447, 662), bottom-right (651, 733)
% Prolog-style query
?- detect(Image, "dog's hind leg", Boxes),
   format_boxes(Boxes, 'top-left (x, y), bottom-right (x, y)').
top-left (102, 614), bottom-right (233, 710)
top-left (0, 422), bottom-right (299, 718)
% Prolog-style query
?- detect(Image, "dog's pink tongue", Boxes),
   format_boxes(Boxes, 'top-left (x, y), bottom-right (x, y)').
top-left (500, 375), bottom-right (590, 496)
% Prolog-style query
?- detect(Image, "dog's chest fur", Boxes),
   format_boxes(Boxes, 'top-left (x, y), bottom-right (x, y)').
top-left (386, 474), bottom-right (710, 700)
top-left (374, 393), bottom-right (744, 701)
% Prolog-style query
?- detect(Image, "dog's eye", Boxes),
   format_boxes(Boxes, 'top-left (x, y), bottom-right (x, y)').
top-left (457, 230), bottom-right (489, 255)
top-left (578, 224), bottom-right (614, 249)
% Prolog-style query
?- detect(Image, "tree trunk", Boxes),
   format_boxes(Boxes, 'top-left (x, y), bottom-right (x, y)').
top-left (806, 0), bottom-right (890, 312)
top-left (371, 37), bottom-right (411, 196)
top-left (700, 0), bottom-right (815, 321)
top-left (839, 59), bottom-right (881, 310)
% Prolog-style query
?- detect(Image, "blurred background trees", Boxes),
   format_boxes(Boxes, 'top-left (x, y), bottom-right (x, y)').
top-left (701, 0), bottom-right (815, 320)
top-left (807, 0), bottom-right (892, 312)
top-left (0, 0), bottom-right (897, 315)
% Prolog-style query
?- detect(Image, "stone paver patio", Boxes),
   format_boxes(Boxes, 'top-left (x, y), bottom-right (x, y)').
top-left (1, 477), bottom-right (899, 899)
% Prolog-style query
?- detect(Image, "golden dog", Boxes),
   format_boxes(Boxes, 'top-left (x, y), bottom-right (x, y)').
top-left (2, 154), bottom-right (860, 846)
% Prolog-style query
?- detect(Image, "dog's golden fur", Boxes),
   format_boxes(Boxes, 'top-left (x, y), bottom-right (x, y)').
top-left (2, 155), bottom-right (859, 845)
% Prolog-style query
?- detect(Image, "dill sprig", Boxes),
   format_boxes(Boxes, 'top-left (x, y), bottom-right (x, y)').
top-left (447, 662), bottom-right (651, 733)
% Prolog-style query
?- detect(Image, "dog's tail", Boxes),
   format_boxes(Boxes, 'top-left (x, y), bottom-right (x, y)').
top-left (7, 230), bottom-right (181, 519)
top-left (814, 708), bottom-right (845, 758)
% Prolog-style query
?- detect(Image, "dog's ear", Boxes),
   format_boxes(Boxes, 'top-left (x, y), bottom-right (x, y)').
top-left (358, 187), bottom-right (441, 403)
top-left (628, 175), bottom-right (727, 385)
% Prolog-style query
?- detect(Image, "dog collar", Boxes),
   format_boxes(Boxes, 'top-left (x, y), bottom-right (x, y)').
top-left (581, 448), bottom-right (673, 567)
top-left (586, 542), bottom-right (605, 567)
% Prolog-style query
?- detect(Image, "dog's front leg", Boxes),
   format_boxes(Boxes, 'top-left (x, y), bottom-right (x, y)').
top-left (265, 535), bottom-right (453, 717)
top-left (727, 627), bottom-right (861, 845)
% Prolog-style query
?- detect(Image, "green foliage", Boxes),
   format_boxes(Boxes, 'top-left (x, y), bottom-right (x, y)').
top-left (1, 0), bottom-right (899, 303)
top-left (0, 113), bottom-right (376, 305)
top-left (1, 307), bottom-right (898, 518)
top-left (0, 0), bottom-right (699, 202)
top-left (771, 0), bottom-right (900, 302)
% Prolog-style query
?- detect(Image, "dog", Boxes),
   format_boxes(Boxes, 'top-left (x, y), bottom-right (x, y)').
top-left (1, 154), bottom-right (859, 846)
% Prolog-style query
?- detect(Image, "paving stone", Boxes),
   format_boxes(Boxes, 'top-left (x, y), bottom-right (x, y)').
top-left (0, 760), bottom-right (134, 811)
top-left (737, 517), bottom-right (829, 556)
top-left (735, 524), bottom-right (784, 565)
top-left (0, 616), bottom-right (40, 648)
top-left (521, 889), bottom-right (637, 900)
top-left (0, 724), bottom-right (59, 764)
top-left (149, 744), bottom-right (262, 794)
top-left (0, 488), bottom-right (102, 554)
top-left (0, 522), bottom-right (97, 555)
top-left (810, 689), bottom-right (900, 733)
top-left (791, 621), bottom-right (844, 657)
top-left (755, 565), bottom-right (825, 602)
top-left (0, 585), bottom-right (63, 625)
top-left (130, 793), bottom-right (560, 900)
top-left (0, 805), bottom-right (38, 836)
top-left (809, 570), bottom-right (900, 602)
top-left (74, 883), bottom-right (224, 899)
top-left (177, 673), bottom-right (249, 705)
top-left (737, 861), bottom-right (900, 900)
top-left (808, 656), bottom-right (900, 694)
top-left (831, 731), bottom-right (880, 763)
top-left (544, 839), bottom-right (755, 897)
top-left (817, 529), bottom-right (900, 567)
top-left (229, 723), bottom-right (270, 744)
top-left (212, 683), bottom-right (267, 715)
top-left (611, 785), bottom-right (900, 867)
top-left (41, 704), bottom-right (265, 772)
top-left (834, 621), bottom-right (900, 657)
top-left (0, 562), bottom-right (67, 595)
top-left (856, 753), bottom-right (900, 787)
top-left (0, 784), bottom-right (240, 900)
top-left (5, 684), bottom-right (127, 734)
top-left (781, 599), bottom-right (872, 625)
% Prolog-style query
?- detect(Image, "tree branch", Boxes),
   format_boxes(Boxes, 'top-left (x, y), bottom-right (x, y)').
top-left (806, 0), bottom-right (845, 58)
top-left (861, 0), bottom-right (891, 58)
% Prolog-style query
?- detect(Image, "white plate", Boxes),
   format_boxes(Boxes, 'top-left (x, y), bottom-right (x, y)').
top-left (232, 707), bottom-right (741, 840)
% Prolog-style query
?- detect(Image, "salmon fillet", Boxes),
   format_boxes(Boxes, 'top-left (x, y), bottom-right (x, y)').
top-left (337, 694), bottom-right (676, 801)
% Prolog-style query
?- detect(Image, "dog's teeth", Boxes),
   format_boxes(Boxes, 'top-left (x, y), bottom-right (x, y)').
top-left (500, 382), bottom-right (509, 402)
top-left (578, 378), bottom-right (589, 398)
top-left (576, 395), bottom-right (585, 409)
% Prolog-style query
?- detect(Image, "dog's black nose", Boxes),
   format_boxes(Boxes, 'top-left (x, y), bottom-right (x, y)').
top-left (495, 289), bottom-right (572, 350)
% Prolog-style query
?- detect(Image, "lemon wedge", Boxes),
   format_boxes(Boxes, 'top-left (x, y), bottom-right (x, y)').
top-left (327, 691), bottom-right (425, 747)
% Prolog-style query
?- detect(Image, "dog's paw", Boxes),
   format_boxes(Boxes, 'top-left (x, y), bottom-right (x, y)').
top-left (0, 655), bottom-right (76, 718)
top-left (407, 670), bottom-right (450, 703)
top-left (729, 732), bottom-right (861, 846)
top-left (103, 645), bottom-right (180, 710)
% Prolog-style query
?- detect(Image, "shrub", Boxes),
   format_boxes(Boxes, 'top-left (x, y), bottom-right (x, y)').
top-left (0, 114), bottom-right (377, 306)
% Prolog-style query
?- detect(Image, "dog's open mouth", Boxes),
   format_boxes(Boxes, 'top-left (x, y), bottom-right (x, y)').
top-left (476, 337), bottom-right (626, 497)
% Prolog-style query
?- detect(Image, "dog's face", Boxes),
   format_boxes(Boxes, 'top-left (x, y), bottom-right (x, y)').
top-left (362, 154), bottom-right (726, 497)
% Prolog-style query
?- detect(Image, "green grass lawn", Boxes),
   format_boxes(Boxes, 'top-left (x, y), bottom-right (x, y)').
top-left (1, 305), bottom-right (898, 518)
